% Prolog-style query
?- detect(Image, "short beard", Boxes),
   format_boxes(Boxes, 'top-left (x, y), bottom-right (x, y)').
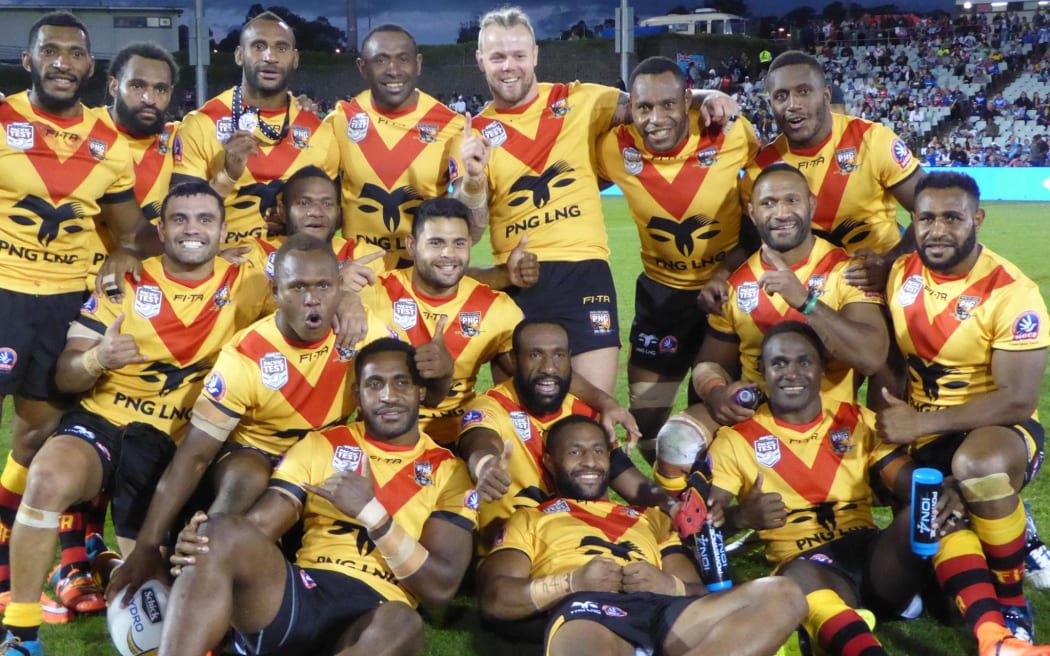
top-left (552, 467), bottom-right (608, 501)
top-left (918, 228), bottom-right (978, 272)
top-left (30, 67), bottom-right (86, 113)
top-left (113, 94), bottom-right (164, 137)
top-left (515, 371), bottom-right (570, 415)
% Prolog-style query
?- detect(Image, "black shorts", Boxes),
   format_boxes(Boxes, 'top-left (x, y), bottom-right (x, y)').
top-left (546, 591), bottom-right (696, 655)
top-left (628, 274), bottom-right (708, 377)
top-left (909, 418), bottom-right (1045, 486)
top-left (507, 260), bottom-right (619, 355)
top-left (234, 564), bottom-right (385, 655)
top-left (216, 440), bottom-right (284, 469)
top-left (54, 408), bottom-right (176, 539)
top-left (0, 288), bottom-right (86, 400)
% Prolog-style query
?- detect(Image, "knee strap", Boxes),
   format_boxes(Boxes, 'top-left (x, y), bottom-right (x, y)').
top-left (959, 473), bottom-right (1015, 503)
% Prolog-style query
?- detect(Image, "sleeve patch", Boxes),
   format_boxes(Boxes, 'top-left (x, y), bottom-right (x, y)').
top-left (1012, 311), bottom-right (1041, 342)
top-left (891, 139), bottom-right (913, 169)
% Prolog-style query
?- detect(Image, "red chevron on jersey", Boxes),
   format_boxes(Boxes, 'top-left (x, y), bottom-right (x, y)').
top-left (475, 84), bottom-right (570, 173)
top-left (136, 265), bottom-right (241, 363)
top-left (132, 135), bottom-right (166, 203)
top-left (236, 330), bottom-right (350, 428)
top-left (19, 117), bottom-right (120, 205)
top-left (617, 126), bottom-right (726, 219)
top-left (380, 274), bottom-right (433, 344)
top-left (343, 99), bottom-right (456, 189)
top-left (488, 391), bottom-right (595, 478)
top-left (334, 238), bottom-right (357, 262)
top-left (899, 255), bottom-right (1016, 361)
top-left (733, 404), bottom-right (858, 504)
top-left (562, 499), bottom-right (644, 544)
top-left (373, 442), bottom-right (456, 516)
top-left (731, 249), bottom-right (849, 333)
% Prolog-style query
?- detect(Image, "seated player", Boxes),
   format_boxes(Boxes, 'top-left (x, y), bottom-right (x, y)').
top-left (460, 320), bottom-right (676, 554)
top-left (706, 322), bottom-right (1050, 656)
top-left (478, 414), bottom-right (807, 655)
top-left (155, 339), bottom-right (477, 656)
top-left (0, 182), bottom-right (272, 655)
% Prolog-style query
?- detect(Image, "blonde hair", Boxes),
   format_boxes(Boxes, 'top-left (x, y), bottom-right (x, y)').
top-left (477, 6), bottom-right (535, 50)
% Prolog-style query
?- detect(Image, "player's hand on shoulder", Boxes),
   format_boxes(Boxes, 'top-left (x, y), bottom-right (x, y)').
top-left (332, 293), bottom-right (368, 350)
top-left (843, 248), bottom-right (889, 292)
top-left (572, 556), bottom-right (623, 593)
top-left (698, 274), bottom-right (731, 316)
top-left (96, 249), bottom-right (144, 302)
top-left (621, 560), bottom-right (676, 595)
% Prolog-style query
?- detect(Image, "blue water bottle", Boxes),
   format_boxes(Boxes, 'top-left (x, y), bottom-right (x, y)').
top-left (911, 467), bottom-right (944, 557)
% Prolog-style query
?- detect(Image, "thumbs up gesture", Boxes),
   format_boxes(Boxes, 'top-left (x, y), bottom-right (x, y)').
top-left (738, 472), bottom-right (787, 530)
top-left (506, 233), bottom-right (539, 288)
top-left (414, 314), bottom-right (454, 380)
top-left (96, 312), bottom-right (147, 370)
top-left (474, 439), bottom-right (515, 502)
top-left (461, 112), bottom-right (491, 180)
top-left (757, 246), bottom-right (809, 310)
top-left (876, 387), bottom-right (923, 445)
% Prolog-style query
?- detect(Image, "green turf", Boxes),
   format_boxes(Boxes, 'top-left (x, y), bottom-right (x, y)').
top-left (4, 198), bottom-right (1050, 655)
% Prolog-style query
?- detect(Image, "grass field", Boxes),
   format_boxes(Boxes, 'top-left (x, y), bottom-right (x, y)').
top-left (5, 198), bottom-right (1050, 655)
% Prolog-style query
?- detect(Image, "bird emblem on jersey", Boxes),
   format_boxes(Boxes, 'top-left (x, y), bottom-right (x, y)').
top-left (9, 195), bottom-right (85, 247)
top-left (906, 354), bottom-right (966, 402)
top-left (139, 360), bottom-right (211, 396)
top-left (578, 536), bottom-right (644, 561)
top-left (813, 218), bottom-right (870, 248)
top-left (507, 161), bottom-right (575, 208)
top-left (645, 214), bottom-right (719, 257)
top-left (358, 183), bottom-right (423, 233)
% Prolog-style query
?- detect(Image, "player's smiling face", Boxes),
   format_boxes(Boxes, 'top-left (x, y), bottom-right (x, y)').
top-left (543, 421), bottom-right (610, 500)
top-left (24, 25), bottom-right (94, 114)
top-left (476, 23), bottom-right (539, 110)
top-left (273, 250), bottom-right (339, 343)
top-left (158, 194), bottom-right (226, 275)
top-left (236, 19), bottom-right (298, 98)
top-left (284, 177), bottom-right (340, 241)
top-left (761, 331), bottom-right (823, 420)
top-left (357, 29), bottom-right (421, 112)
top-left (514, 323), bottom-right (572, 415)
top-left (631, 71), bottom-right (690, 153)
top-left (749, 169), bottom-right (815, 253)
top-left (110, 55), bottom-right (173, 137)
top-left (767, 64), bottom-right (832, 150)
top-left (406, 216), bottom-right (470, 297)
top-left (913, 186), bottom-right (984, 276)
top-left (355, 350), bottom-right (424, 443)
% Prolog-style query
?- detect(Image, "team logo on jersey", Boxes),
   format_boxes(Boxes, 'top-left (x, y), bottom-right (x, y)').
top-left (737, 282), bottom-right (760, 313)
top-left (835, 147), bottom-right (858, 173)
top-left (543, 499), bottom-right (570, 514)
top-left (88, 138), bottom-right (107, 161)
top-left (81, 294), bottom-right (98, 314)
top-left (0, 347), bottom-right (16, 373)
top-left (954, 295), bottom-right (981, 321)
top-left (589, 311), bottom-right (612, 335)
top-left (216, 117), bottom-right (234, 142)
top-left (461, 409), bottom-right (485, 428)
top-left (291, 126), bottom-right (311, 149)
top-left (332, 445), bottom-right (363, 473)
top-left (659, 335), bottom-right (678, 354)
top-left (464, 489), bottom-right (479, 511)
top-left (134, 285), bottom-right (163, 319)
top-left (5, 122), bottom-right (34, 150)
top-left (891, 139), bottom-right (913, 169)
top-left (481, 121), bottom-right (507, 147)
top-left (549, 98), bottom-right (570, 118)
top-left (602, 605), bottom-right (628, 618)
top-left (265, 252), bottom-right (277, 278)
top-left (393, 298), bottom-right (418, 330)
top-left (459, 311), bottom-right (481, 337)
top-left (414, 461), bottom-right (433, 486)
top-left (830, 428), bottom-right (852, 454)
top-left (203, 372), bottom-right (226, 401)
top-left (347, 112), bottom-right (370, 143)
top-left (259, 352), bottom-right (289, 390)
top-left (806, 274), bottom-right (827, 293)
top-left (754, 435), bottom-right (781, 467)
top-left (509, 411), bottom-right (531, 441)
top-left (897, 275), bottom-right (923, 308)
top-left (622, 147), bottom-right (643, 175)
top-left (417, 123), bottom-right (437, 143)
top-left (213, 284), bottom-right (231, 308)
top-left (158, 125), bottom-right (173, 154)
top-left (1012, 312), bottom-right (1041, 342)
top-left (336, 345), bottom-right (357, 361)
top-left (696, 146), bottom-right (719, 167)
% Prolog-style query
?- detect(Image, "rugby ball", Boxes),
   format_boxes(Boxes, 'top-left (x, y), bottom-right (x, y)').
top-left (106, 579), bottom-right (170, 656)
top-left (655, 412), bottom-right (714, 466)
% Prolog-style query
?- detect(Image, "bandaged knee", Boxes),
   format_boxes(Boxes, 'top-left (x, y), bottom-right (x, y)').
top-left (15, 503), bottom-right (60, 529)
top-left (628, 380), bottom-right (681, 410)
top-left (656, 412), bottom-right (710, 466)
top-left (959, 473), bottom-right (1015, 503)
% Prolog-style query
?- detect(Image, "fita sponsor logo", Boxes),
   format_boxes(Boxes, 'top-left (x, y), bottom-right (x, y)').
top-left (0, 347), bottom-right (16, 373)
top-left (347, 112), bottom-right (370, 142)
top-left (1012, 311), bottom-right (1041, 342)
top-left (897, 275), bottom-right (923, 308)
top-left (417, 123), bottom-right (437, 143)
top-left (332, 444), bottom-right (363, 472)
top-left (589, 310), bottom-right (612, 335)
top-left (203, 372), bottom-right (226, 401)
top-left (835, 147), bottom-right (858, 173)
top-left (6, 122), bottom-right (34, 150)
top-left (459, 311), bottom-right (481, 337)
top-left (954, 295), bottom-right (980, 321)
top-left (754, 435), bottom-right (781, 467)
top-left (414, 460), bottom-right (433, 486)
top-left (259, 352), bottom-right (289, 390)
top-left (291, 125), bottom-right (311, 149)
top-left (737, 281), bottom-right (760, 313)
top-left (622, 147), bottom-right (643, 175)
top-left (481, 121), bottom-right (507, 147)
top-left (134, 285), bottom-right (163, 319)
top-left (393, 298), bottom-right (418, 330)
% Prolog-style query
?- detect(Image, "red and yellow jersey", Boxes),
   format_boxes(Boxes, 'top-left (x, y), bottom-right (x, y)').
top-left (708, 238), bottom-right (884, 401)
top-left (491, 498), bottom-right (679, 577)
top-left (0, 93), bottom-right (135, 295)
top-left (710, 399), bottom-right (897, 563)
top-left (358, 269), bottom-right (523, 444)
top-left (457, 380), bottom-right (598, 547)
top-left (173, 88), bottom-right (339, 246)
top-left (269, 423), bottom-right (478, 607)
top-left (324, 91), bottom-right (464, 269)
top-left (85, 118), bottom-right (180, 284)
top-left (473, 82), bottom-right (620, 264)
top-left (744, 113), bottom-right (919, 255)
top-left (595, 113), bottom-right (758, 290)
top-left (887, 248), bottom-right (1049, 444)
top-left (241, 234), bottom-right (386, 280)
top-left (70, 256), bottom-right (272, 440)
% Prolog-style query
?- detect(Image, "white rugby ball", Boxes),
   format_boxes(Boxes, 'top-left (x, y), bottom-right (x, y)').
top-left (107, 579), bottom-right (170, 656)
top-left (655, 412), bottom-right (713, 466)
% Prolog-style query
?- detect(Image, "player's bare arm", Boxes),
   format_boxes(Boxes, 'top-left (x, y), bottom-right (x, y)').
top-left (55, 313), bottom-right (147, 394)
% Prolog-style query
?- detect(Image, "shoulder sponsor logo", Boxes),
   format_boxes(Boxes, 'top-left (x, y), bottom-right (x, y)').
top-left (0, 347), bottom-right (15, 373)
top-left (291, 125), bottom-right (311, 149)
top-left (259, 352), bottom-right (289, 390)
top-left (347, 112), bottom-right (370, 143)
top-left (622, 146), bottom-right (643, 175)
top-left (737, 281), bottom-right (760, 314)
top-left (543, 499), bottom-right (570, 514)
top-left (892, 138), bottom-right (913, 169)
top-left (414, 460), bottom-right (433, 486)
top-left (393, 298), bottom-right (418, 331)
top-left (172, 134), bottom-right (182, 161)
top-left (835, 147), bottom-right (858, 173)
top-left (204, 372), bottom-right (226, 401)
top-left (954, 295), bottom-right (980, 321)
top-left (6, 122), bottom-right (34, 150)
top-left (481, 121), bottom-right (507, 147)
top-left (754, 435), bottom-right (781, 467)
top-left (461, 409), bottom-right (485, 427)
top-left (134, 285), bottom-right (163, 319)
top-left (509, 411), bottom-right (531, 441)
top-left (459, 311), bottom-right (481, 337)
top-left (332, 444), bottom-right (363, 472)
top-left (897, 274), bottom-right (923, 308)
top-left (216, 117), bottom-right (234, 142)
top-left (1012, 311), bottom-right (1041, 342)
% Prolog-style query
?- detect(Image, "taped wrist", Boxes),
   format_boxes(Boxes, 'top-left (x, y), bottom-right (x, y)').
top-left (692, 362), bottom-right (731, 399)
top-left (372, 519), bottom-right (430, 580)
top-left (356, 498), bottom-right (390, 531)
top-left (81, 347), bottom-right (107, 377)
top-left (529, 572), bottom-right (574, 611)
top-left (471, 454), bottom-right (496, 482)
